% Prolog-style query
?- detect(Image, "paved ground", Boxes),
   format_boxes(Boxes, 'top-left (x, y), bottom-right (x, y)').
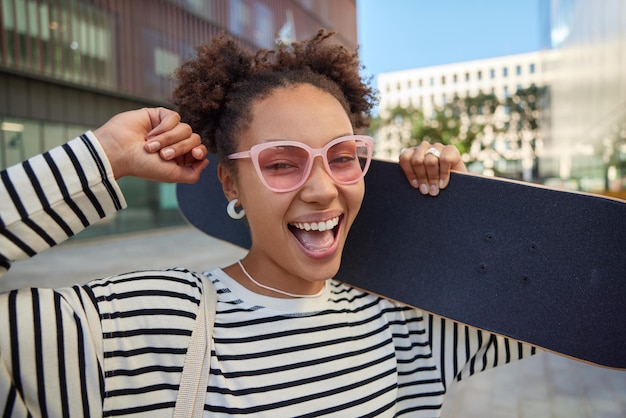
top-left (3, 225), bottom-right (625, 417)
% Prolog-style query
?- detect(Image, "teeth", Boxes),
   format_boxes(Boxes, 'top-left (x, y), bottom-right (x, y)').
top-left (292, 217), bottom-right (339, 232)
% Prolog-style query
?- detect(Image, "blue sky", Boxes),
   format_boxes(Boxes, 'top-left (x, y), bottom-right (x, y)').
top-left (356, 0), bottom-right (543, 81)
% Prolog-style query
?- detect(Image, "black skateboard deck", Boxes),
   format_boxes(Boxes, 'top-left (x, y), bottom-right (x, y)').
top-left (177, 156), bottom-right (626, 370)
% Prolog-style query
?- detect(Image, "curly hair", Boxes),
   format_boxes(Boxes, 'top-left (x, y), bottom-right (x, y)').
top-left (171, 29), bottom-right (377, 163)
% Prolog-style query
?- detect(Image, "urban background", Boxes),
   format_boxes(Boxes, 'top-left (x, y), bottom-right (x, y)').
top-left (1, 0), bottom-right (625, 241)
top-left (374, 1), bottom-right (626, 198)
top-left (2, 2), bottom-right (625, 417)
top-left (0, 0), bottom-right (358, 238)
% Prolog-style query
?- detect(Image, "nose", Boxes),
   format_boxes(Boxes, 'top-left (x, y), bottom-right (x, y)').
top-left (299, 157), bottom-right (338, 203)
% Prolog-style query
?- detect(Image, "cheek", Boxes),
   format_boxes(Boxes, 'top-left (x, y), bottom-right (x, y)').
top-left (237, 166), bottom-right (267, 206)
top-left (244, 197), bottom-right (294, 249)
top-left (237, 163), bottom-right (294, 226)
top-left (351, 181), bottom-right (365, 207)
top-left (240, 186), bottom-right (292, 231)
top-left (342, 182), bottom-right (365, 224)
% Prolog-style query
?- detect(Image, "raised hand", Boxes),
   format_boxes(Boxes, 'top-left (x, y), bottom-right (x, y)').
top-left (94, 107), bottom-right (209, 183)
top-left (398, 141), bottom-right (467, 196)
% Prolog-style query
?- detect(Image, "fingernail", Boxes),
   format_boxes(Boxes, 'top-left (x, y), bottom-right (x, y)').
top-left (419, 184), bottom-right (429, 195)
top-left (161, 147), bottom-right (174, 159)
top-left (411, 179), bottom-right (419, 188)
top-left (430, 185), bottom-right (439, 195)
top-left (146, 141), bottom-right (160, 152)
top-left (439, 180), bottom-right (445, 189)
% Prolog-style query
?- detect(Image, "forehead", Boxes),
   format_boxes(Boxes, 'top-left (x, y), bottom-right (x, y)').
top-left (244, 84), bottom-right (353, 145)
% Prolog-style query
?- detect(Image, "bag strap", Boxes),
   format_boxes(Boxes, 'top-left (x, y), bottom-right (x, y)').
top-left (174, 278), bottom-right (217, 417)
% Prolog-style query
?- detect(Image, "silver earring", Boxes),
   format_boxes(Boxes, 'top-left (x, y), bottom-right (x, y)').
top-left (227, 198), bottom-right (245, 219)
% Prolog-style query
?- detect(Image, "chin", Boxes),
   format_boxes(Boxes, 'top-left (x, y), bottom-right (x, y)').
top-left (307, 246), bottom-right (344, 282)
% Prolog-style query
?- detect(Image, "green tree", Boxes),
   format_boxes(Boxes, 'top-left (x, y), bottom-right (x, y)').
top-left (501, 85), bottom-right (547, 180)
top-left (371, 86), bottom-right (547, 181)
top-left (372, 91), bottom-right (500, 157)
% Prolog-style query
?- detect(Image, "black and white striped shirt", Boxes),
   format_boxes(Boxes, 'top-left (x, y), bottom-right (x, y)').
top-left (0, 133), bottom-right (535, 417)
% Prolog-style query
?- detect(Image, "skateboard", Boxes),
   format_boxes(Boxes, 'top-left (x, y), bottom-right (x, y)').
top-left (177, 156), bottom-right (626, 370)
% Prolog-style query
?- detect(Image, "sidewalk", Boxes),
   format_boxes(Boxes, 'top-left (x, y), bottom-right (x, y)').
top-left (3, 225), bottom-right (625, 418)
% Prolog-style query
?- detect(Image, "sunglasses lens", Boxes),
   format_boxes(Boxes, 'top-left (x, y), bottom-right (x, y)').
top-left (257, 145), bottom-right (309, 191)
top-left (255, 138), bottom-right (370, 191)
top-left (326, 140), bottom-right (370, 183)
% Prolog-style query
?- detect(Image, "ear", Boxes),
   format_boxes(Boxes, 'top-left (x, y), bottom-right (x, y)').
top-left (218, 163), bottom-right (238, 202)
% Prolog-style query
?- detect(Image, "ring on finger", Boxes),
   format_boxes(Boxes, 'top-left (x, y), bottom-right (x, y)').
top-left (425, 147), bottom-right (441, 159)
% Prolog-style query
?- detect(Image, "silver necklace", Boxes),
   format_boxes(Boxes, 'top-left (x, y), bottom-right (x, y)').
top-left (237, 260), bottom-right (326, 299)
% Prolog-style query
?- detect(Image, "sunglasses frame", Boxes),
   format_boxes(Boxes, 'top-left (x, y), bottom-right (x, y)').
top-left (228, 135), bottom-right (374, 193)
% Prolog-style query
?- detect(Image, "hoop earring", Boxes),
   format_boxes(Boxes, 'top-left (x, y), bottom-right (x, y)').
top-left (227, 199), bottom-right (245, 220)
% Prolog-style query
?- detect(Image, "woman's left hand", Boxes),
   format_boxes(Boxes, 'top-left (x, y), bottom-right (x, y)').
top-left (398, 141), bottom-right (467, 196)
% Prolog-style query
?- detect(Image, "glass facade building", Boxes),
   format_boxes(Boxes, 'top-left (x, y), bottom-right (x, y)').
top-left (539, 0), bottom-right (626, 198)
top-left (1, 0), bottom-right (357, 237)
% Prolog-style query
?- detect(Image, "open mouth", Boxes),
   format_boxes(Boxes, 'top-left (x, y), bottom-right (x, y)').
top-left (288, 215), bottom-right (342, 252)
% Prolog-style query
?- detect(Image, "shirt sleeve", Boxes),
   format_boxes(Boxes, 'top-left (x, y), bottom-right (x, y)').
top-left (0, 284), bottom-right (105, 417)
top-left (0, 132), bottom-right (127, 277)
top-left (427, 313), bottom-right (538, 390)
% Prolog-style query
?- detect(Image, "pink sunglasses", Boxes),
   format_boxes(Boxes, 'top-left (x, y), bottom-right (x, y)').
top-left (228, 135), bottom-right (374, 192)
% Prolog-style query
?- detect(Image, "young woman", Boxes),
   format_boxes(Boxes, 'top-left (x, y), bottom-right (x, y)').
top-left (0, 30), bottom-right (534, 417)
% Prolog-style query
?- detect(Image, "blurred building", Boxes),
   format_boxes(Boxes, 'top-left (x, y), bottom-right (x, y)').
top-left (0, 0), bottom-right (357, 237)
top-left (375, 0), bottom-right (625, 197)
top-left (377, 52), bottom-right (544, 122)
top-left (376, 52), bottom-right (545, 174)
top-left (539, 0), bottom-right (626, 197)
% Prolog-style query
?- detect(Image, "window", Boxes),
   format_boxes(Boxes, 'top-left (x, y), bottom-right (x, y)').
top-left (230, 0), bottom-right (250, 37)
top-left (429, 77), bottom-right (434, 86)
top-left (1, 119), bottom-right (91, 170)
top-left (2, 0), bottom-right (116, 89)
top-left (1, 119), bottom-right (28, 168)
top-left (530, 63), bottom-right (536, 74)
top-left (254, 2), bottom-right (274, 48)
top-left (516, 65), bottom-right (522, 76)
top-left (503, 67), bottom-right (509, 77)
top-left (441, 75), bottom-right (446, 85)
top-left (465, 72), bottom-right (470, 82)
top-left (477, 70), bottom-right (482, 81)
top-left (154, 48), bottom-right (180, 77)
top-left (42, 123), bottom-right (66, 153)
top-left (490, 69), bottom-right (495, 79)
top-left (453, 74), bottom-right (458, 83)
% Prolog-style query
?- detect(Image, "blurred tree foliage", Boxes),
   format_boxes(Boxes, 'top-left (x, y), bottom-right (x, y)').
top-left (372, 85), bottom-right (548, 169)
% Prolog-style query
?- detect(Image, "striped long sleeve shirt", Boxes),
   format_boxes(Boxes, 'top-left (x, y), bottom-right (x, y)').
top-left (0, 132), bottom-right (536, 417)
